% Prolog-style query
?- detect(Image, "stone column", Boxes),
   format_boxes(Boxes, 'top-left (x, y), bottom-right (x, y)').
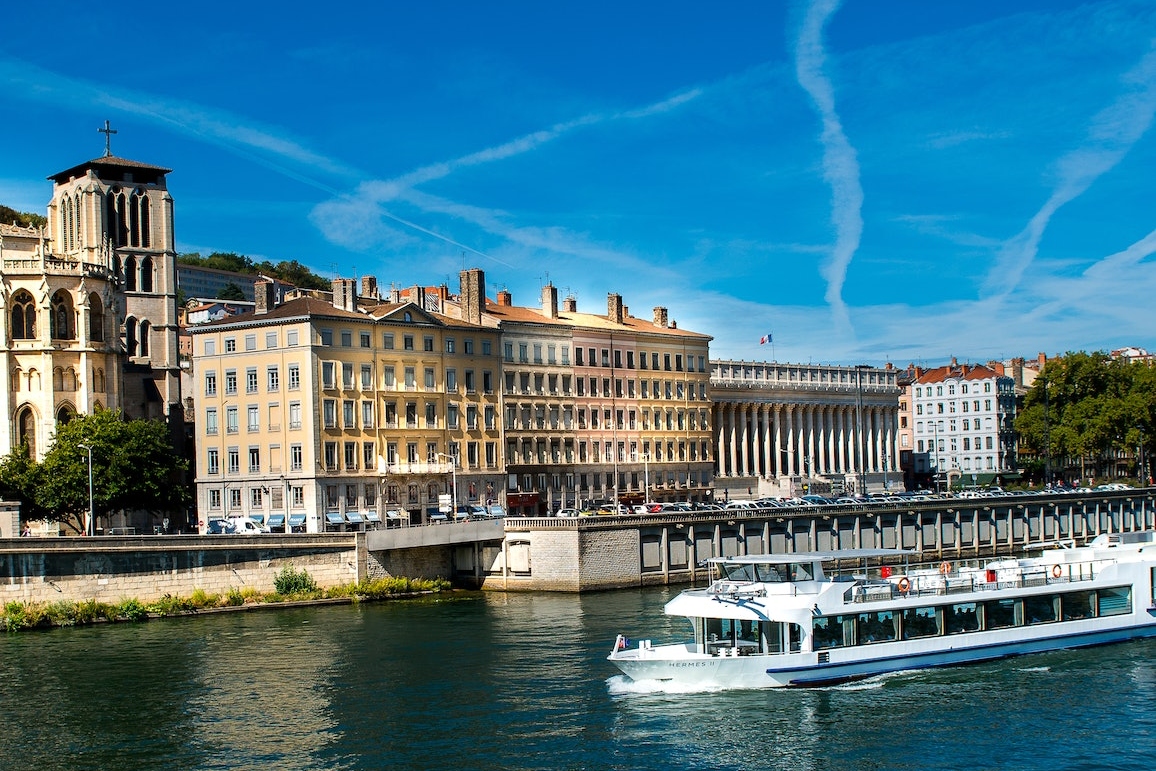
top-left (772, 404), bottom-right (782, 476)
top-left (738, 403), bottom-right (750, 477)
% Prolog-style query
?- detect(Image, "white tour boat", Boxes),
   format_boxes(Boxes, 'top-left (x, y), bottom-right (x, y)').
top-left (608, 531), bottom-right (1156, 688)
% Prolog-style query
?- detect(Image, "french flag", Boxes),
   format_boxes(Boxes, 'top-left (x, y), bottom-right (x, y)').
top-left (759, 333), bottom-right (772, 345)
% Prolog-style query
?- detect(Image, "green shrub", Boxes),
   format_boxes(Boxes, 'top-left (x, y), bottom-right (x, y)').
top-left (116, 598), bottom-right (149, 622)
top-left (225, 587), bottom-right (244, 606)
top-left (189, 588), bottom-right (220, 609)
top-left (149, 594), bottom-right (195, 616)
top-left (273, 565), bottom-right (318, 596)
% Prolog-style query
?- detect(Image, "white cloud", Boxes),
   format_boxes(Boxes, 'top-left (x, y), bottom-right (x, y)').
top-left (982, 44), bottom-right (1156, 297)
top-left (793, 0), bottom-right (863, 335)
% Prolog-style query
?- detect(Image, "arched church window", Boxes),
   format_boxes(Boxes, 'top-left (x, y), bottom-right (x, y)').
top-left (89, 293), bottom-right (105, 342)
top-left (50, 291), bottom-right (74, 340)
top-left (140, 256), bottom-right (154, 293)
top-left (132, 190), bottom-right (150, 248)
top-left (56, 405), bottom-right (76, 425)
top-left (16, 405), bottom-right (37, 458)
top-left (62, 195), bottom-right (74, 252)
top-left (11, 291), bottom-right (36, 339)
top-left (125, 255), bottom-right (138, 291)
top-left (125, 316), bottom-right (138, 357)
top-left (139, 320), bottom-right (150, 357)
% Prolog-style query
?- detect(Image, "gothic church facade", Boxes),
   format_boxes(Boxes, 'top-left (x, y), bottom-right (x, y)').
top-left (0, 144), bottom-right (181, 459)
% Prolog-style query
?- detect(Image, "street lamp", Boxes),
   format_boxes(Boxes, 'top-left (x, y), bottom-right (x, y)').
top-left (78, 443), bottom-right (94, 537)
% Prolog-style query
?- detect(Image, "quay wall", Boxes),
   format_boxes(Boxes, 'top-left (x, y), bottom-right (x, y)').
top-left (0, 535), bottom-right (362, 604)
top-left (480, 490), bottom-right (1156, 591)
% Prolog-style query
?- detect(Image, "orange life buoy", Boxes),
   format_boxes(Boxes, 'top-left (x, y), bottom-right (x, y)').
top-left (1052, 564), bottom-right (1062, 578)
top-left (897, 577), bottom-right (911, 593)
top-left (939, 561), bottom-right (952, 576)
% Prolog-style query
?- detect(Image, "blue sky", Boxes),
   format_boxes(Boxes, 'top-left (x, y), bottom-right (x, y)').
top-left (3, 0), bottom-right (1155, 366)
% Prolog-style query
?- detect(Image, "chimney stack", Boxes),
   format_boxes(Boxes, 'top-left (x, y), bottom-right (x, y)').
top-left (460, 268), bottom-right (486, 325)
top-left (361, 275), bottom-right (378, 300)
top-left (653, 306), bottom-right (668, 328)
top-left (497, 289), bottom-right (512, 306)
top-left (254, 279), bottom-right (275, 315)
top-left (332, 278), bottom-right (356, 311)
top-left (608, 293), bottom-right (624, 324)
top-left (562, 296), bottom-right (577, 313)
top-left (542, 284), bottom-right (558, 319)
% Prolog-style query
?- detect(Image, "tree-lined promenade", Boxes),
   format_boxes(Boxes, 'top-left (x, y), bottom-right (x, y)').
top-left (1016, 351), bottom-right (1156, 483)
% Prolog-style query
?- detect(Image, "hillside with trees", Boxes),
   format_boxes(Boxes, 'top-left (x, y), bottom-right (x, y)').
top-left (178, 251), bottom-right (330, 290)
top-left (0, 204), bottom-right (46, 229)
top-left (1015, 351), bottom-right (1155, 483)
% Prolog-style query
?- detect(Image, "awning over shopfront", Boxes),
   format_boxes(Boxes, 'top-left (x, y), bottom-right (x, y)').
top-left (267, 514), bottom-right (286, 529)
top-left (346, 512), bottom-right (365, 524)
top-left (365, 511), bottom-right (382, 523)
top-left (325, 512), bottom-right (346, 525)
top-left (288, 514), bottom-right (307, 527)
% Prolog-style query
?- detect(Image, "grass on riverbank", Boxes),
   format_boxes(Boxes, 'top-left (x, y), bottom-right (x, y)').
top-left (0, 572), bottom-right (452, 632)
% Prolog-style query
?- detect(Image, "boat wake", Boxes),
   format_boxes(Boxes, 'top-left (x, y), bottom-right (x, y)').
top-left (824, 669), bottom-right (917, 691)
top-left (606, 675), bottom-right (727, 695)
top-left (1016, 666), bottom-right (1051, 673)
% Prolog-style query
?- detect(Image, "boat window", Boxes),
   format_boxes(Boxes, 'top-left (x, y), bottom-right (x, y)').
top-left (944, 603), bottom-right (980, 634)
top-left (812, 615), bottom-right (852, 650)
top-left (901, 606), bottom-right (940, 639)
top-left (982, 599), bottom-right (1017, 630)
top-left (760, 621), bottom-right (784, 653)
top-left (789, 562), bottom-right (815, 582)
top-left (754, 564), bottom-right (785, 582)
top-left (855, 610), bottom-right (898, 645)
top-left (721, 563), bottom-right (757, 582)
top-left (1060, 591), bottom-right (1095, 622)
top-left (1022, 595), bottom-right (1057, 625)
top-left (1097, 586), bottom-right (1131, 616)
top-left (736, 620), bottom-right (760, 650)
top-left (789, 623), bottom-right (803, 652)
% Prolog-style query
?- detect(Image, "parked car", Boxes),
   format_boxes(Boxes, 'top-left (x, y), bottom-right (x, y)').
top-left (555, 508), bottom-right (580, 517)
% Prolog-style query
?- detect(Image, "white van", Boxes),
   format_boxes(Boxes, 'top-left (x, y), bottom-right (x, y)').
top-left (227, 517), bottom-right (270, 535)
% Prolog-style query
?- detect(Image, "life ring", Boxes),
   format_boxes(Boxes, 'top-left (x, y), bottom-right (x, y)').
top-left (939, 561), bottom-right (952, 576)
top-left (897, 577), bottom-right (911, 593)
top-left (1052, 564), bottom-right (1062, 578)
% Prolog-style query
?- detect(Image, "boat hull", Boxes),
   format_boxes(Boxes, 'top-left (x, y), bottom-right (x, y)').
top-left (609, 618), bottom-right (1156, 689)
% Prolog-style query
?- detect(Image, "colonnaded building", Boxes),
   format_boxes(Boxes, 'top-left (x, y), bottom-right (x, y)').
top-left (1, 141), bottom-right (182, 461)
top-left (710, 361), bottom-right (903, 498)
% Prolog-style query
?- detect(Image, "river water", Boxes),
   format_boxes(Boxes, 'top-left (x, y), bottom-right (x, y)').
top-left (1, 587), bottom-right (1153, 771)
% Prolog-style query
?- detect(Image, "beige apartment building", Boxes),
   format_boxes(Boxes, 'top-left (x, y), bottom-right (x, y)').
top-left (191, 278), bottom-right (503, 532)
top-left (473, 277), bottom-right (714, 514)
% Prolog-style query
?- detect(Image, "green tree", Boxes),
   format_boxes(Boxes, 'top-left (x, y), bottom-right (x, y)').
top-left (215, 282), bottom-right (247, 300)
top-left (1017, 352), bottom-right (1154, 481)
top-left (35, 411), bottom-right (190, 533)
top-left (0, 443), bottom-right (48, 522)
top-left (0, 204), bottom-right (47, 229)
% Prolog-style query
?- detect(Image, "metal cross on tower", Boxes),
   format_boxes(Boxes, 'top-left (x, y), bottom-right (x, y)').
top-left (98, 120), bottom-right (117, 157)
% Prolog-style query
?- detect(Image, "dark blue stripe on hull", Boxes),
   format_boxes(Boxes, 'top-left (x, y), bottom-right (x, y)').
top-left (767, 624), bottom-right (1156, 687)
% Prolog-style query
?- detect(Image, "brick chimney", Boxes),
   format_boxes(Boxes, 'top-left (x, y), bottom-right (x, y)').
top-left (653, 306), bottom-right (668, 328)
top-left (607, 293), bottom-right (624, 324)
top-left (497, 289), bottom-right (513, 306)
top-left (361, 275), bottom-right (378, 300)
top-left (254, 279), bottom-right (275, 315)
top-left (332, 278), bottom-right (356, 311)
top-left (460, 268), bottom-right (486, 325)
top-left (562, 295), bottom-right (577, 313)
top-left (542, 284), bottom-right (558, 319)
top-left (389, 286), bottom-right (401, 303)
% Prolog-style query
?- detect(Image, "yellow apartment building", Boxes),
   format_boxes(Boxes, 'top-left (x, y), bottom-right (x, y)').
top-left (191, 278), bottom-right (502, 532)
